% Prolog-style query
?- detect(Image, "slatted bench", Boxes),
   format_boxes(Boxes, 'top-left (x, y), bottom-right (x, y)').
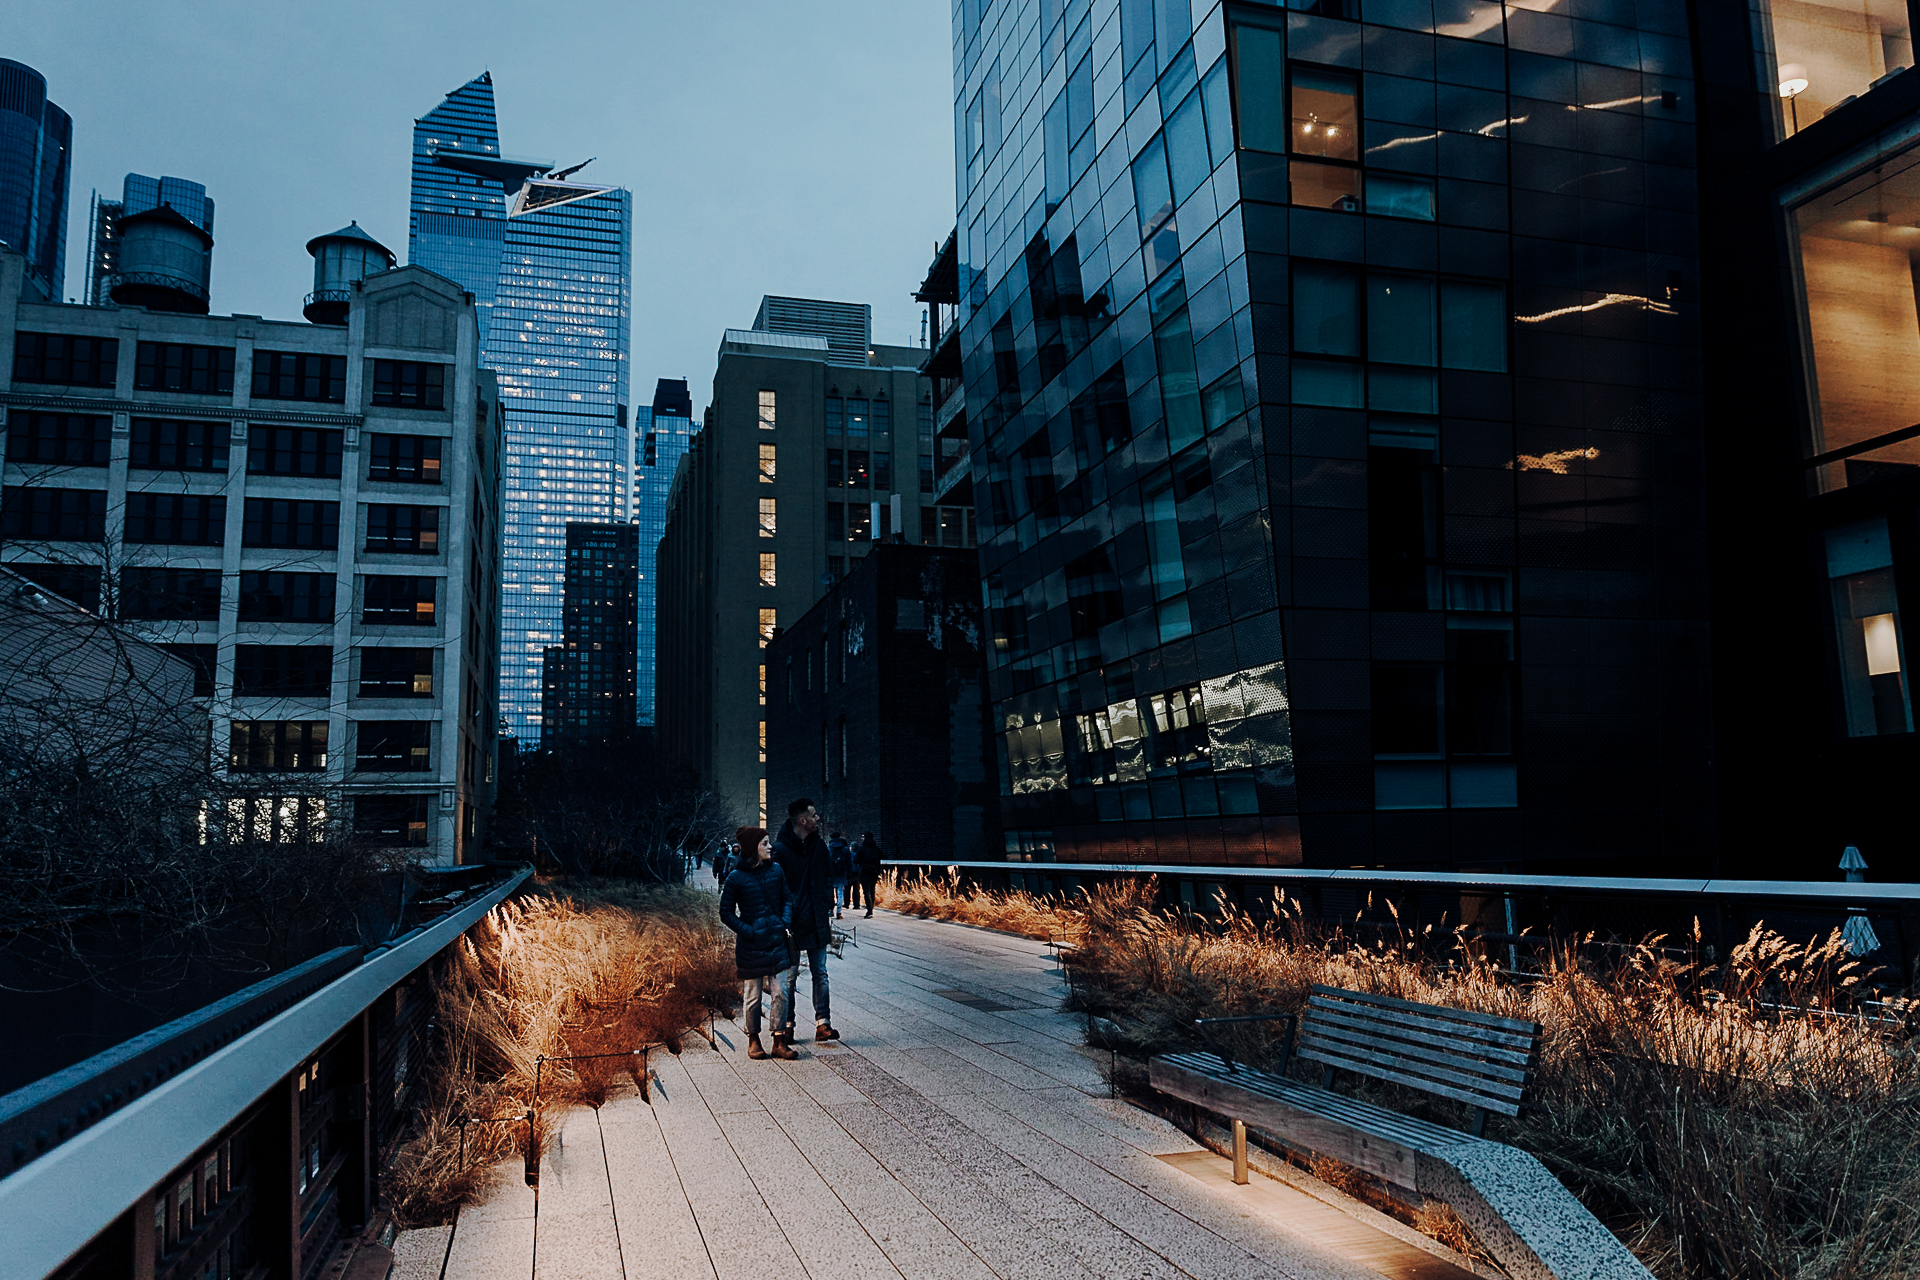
top-left (1150, 985), bottom-right (1653, 1280)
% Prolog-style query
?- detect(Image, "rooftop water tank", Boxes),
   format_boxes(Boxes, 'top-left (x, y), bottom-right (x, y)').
top-left (304, 222), bottom-right (395, 325)
top-left (107, 203), bottom-right (212, 314)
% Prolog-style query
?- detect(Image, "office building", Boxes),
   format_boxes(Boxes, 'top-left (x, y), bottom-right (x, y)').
top-left (85, 173), bottom-right (216, 307)
top-left (407, 74), bottom-right (632, 745)
top-left (656, 297), bottom-right (931, 823)
top-left (0, 59), bottom-right (71, 302)
top-left (0, 225), bottom-right (503, 864)
top-left (541, 521), bottom-right (638, 743)
top-left (766, 543), bottom-right (995, 864)
top-left (633, 377), bottom-right (696, 726)
top-left (949, 1), bottom-right (1712, 874)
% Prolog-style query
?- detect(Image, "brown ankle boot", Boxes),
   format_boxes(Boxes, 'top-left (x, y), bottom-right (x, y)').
top-left (770, 1033), bottom-right (800, 1061)
top-left (747, 1035), bottom-right (767, 1060)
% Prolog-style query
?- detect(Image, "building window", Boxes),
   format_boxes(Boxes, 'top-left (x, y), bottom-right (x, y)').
top-left (761, 663), bottom-right (768, 706)
top-left (6, 414), bottom-right (110, 466)
top-left (121, 568), bottom-right (221, 620)
top-left (234, 645), bottom-right (333, 697)
top-left (1144, 480), bottom-right (1190, 642)
top-left (367, 434), bottom-right (444, 484)
top-left (365, 504), bottom-right (441, 554)
top-left (759, 608), bottom-right (777, 648)
top-left (127, 493), bottom-right (227, 546)
top-left (135, 342), bottom-right (234, 394)
top-left (758, 777), bottom-right (767, 826)
top-left (847, 398), bottom-right (870, 437)
top-left (10, 563), bottom-right (102, 613)
top-left (758, 443), bottom-right (776, 482)
top-left (1755, 0), bottom-right (1913, 140)
top-left (759, 553), bottom-right (777, 587)
top-left (229, 721), bottom-right (328, 771)
top-left (757, 389), bottom-right (777, 430)
top-left (359, 647), bottom-right (435, 698)
top-left (356, 721), bottom-right (432, 772)
top-left (828, 502), bottom-right (845, 541)
top-left (849, 504), bottom-right (872, 541)
top-left (759, 719), bottom-right (767, 764)
top-left (248, 426), bottom-right (343, 478)
top-left (1825, 519), bottom-right (1912, 736)
top-left (354, 794), bottom-right (430, 846)
top-left (2, 487), bottom-right (107, 541)
top-left (848, 450), bottom-right (871, 488)
top-left (828, 449), bottom-right (845, 487)
top-left (826, 396), bottom-right (843, 434)
top-left (758, 497), bottom-right (776, 537)
top-left (1292, 263), bottom-right (1506, 410)
top-left (241, 498), bottom-right (337, 549)
top-left (131, 419), bottom-right (228, 472)
top-left (1372, 619), bottom-right (1517, 810)
top-left (370, 360), bottom-right (447, 409)
top-left (160, 644), bottom-right (217, 697)
top-left (362, 575), bottom-right (436, 626)
top-left (251, 352), bottom-right (347, 403)
top-left (11, 333), bottom-right (118, 387)
top-left (240, 571), bottom-right (335, 622)
top-left (873, 452), bottom-right (892, 491)
top-left (1370, 423), bottom-right (1441, 610)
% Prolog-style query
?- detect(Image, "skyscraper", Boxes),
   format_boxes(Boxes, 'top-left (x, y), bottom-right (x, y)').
top-left (541, 522), bottom-right (638, 744)
top-left (86, 174), bottom-right (215, 306)
top-left (407, 75), bottom-right (632, 745)
top-left (633, 377), bottom-right (695, 727)
top-left (0, 59), bottom-right (71, 302)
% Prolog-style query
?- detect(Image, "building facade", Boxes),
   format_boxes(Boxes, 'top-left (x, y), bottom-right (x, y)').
top-left (0, 59), bottom-right (71, 302)
top-left (766, 543), bottom-right (995, 864)
top-left (86, 173), bottom-right (216, 307)
top-left (633, 377), bottom-right (695, 727)
top-left (540, 520), bottom-right (638, 742)
top-left (950, 0), bottom-right (1712, 874)
top-left (0, 246), bottom-right (503, 864)
top-left (655, 298), bottom-right (933, 824)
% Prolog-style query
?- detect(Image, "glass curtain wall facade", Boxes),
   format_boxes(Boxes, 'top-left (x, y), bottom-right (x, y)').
top-left (634, 378), bottom-right (696, 727)
top-left (409, 74), bottom-right (516, 344)
top-left (541, 522), bottom-right (639, 742)
top-left (954, 0), bottom-right (1711, 873)
top-left (0, 59), bottom-right (71, 301)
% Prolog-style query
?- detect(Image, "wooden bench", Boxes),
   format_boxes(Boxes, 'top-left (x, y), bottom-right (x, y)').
top-left (1150, 985), bottom-right (1653, 1280)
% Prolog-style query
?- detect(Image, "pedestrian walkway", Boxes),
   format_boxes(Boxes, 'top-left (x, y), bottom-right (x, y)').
top-left (393, 909), bottom-right (1487, 1280)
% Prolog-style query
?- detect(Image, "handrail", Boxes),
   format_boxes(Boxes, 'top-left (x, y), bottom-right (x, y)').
top-left (0, 865), bottom-right (532, 1279)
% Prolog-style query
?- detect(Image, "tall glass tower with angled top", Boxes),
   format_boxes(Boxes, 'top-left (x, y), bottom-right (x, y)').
top-left (407, 76), bottom-right (631, 746)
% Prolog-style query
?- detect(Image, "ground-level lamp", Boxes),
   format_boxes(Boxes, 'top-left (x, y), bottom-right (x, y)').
top-left (1839, 845), bottom-right (1880, 956)
top-left (1779, 63), bottom-right (1810, 132)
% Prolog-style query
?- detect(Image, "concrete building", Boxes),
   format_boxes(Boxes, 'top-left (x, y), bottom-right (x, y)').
top-left (656, 297), bottom-right (934, 824)
top-left (541, 520), bottom-right (638, 743)
top-left (765, 543), bottom-right (995, 864)
top-left (632, 377), bottom-right (696, 727)
top-left (0, 230), bottom-right (503, 864)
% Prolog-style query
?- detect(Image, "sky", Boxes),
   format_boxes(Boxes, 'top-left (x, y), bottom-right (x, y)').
top-left (1, 0), bottom-right (957, 415)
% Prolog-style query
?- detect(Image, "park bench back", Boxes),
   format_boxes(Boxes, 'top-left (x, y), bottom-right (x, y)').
top-left (1298, 985), bottom-right (1542, 1134)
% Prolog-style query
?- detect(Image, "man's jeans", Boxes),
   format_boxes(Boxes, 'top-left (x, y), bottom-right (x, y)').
top-left (782, 944), bottom-right (831, 1028)
top-left (741, 968), bottom-right (792, 1038)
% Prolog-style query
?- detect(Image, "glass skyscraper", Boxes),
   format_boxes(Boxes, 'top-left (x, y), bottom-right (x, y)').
top-left (633, 377), bottom-right (695, 727)
top-left (0, 59), bottom-right (71, 301)
top-left (86, 173), bottom-right (215, 306)
top-left (408, 74), bottom-right (632, 745)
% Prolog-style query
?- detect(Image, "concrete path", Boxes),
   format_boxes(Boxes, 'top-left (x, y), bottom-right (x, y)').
top-left (395, 909), bottom-right (1481, 1280)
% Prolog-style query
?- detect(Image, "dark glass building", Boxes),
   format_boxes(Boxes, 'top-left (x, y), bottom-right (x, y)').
top-left (952, 1), bottom-right (1712, 874)
top-left (85, 173), bottom-right (216, 307)
top-left (634, 378), bottom-right (696, 727)
top-left (542, 522), bottom-right (639, 743)
top-left (0, 59), bottom-right (71, 302)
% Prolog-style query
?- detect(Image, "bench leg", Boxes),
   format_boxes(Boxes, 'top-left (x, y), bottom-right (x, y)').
top-left (1232, 1119), bottom-right (1248, 1185)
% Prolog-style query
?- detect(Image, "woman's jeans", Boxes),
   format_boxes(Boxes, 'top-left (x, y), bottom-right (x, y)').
top-left (741, 967), bottom-right (792, 1038)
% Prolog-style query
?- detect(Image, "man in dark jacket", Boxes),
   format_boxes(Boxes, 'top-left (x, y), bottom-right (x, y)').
top-left (772, 796), bottom-right (840, 1046)
top-left (852, 832), bottom-right (884, 918)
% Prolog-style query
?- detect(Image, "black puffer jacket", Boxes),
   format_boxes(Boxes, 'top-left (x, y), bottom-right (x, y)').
top-left (719, 859), bottom-right (792, 978)
top-left (773, 821), bottom-right (834, 949)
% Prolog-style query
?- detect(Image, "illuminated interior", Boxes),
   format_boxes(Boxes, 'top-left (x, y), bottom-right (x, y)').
top-left (1759, 0), bottom-right (1912, 136)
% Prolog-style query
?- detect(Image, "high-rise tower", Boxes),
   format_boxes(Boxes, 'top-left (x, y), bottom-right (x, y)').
top-left (0, 59), bottom-right (71, 302)
top-left (633, 378), bottom-right (695, 727)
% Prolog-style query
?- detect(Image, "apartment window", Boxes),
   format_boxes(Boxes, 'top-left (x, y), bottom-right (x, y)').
top-left (825, 396), bottom-right (843, 434)
top-left (873, 452), bottom-right (892, 491)
top-left (356, 721), bottom-right (432, 771)
top-left (919, 453), bottom-right (934, 494)
top-left (248, 426), bottom-right (343, 477)
top-left (226, 796), bottom-right (329, 845)
top-left (1151, 267), bottom-right (1204, 451)
top-left (121, 568), bottom-right (222, 620)
top-left (1133, 134), bottom-right (1180, 279)
top-left (355, 794), bottom-right (430, 846)
top-left (1144, 480), bottom-right (1190, 641)
top-left (229, 720), bottom-right (328, 771)
top-left (1372, 622), bottom-right (1517, 810)
top-left (758, 443), bottom-right (776, 483)
top-left (251, 352), bottom-right (346, 403)
top-left (757, 389), bottom-right (777, 429)
top-left (365, 433), bottom-right (444, 484)
top-left (759, 608), bottom-right (777, 648)
top-left (240, 571), bottom-right (335, 622)
top-left (160, 644), bottom-right (217, 697)
top-left (134, 342), bottom-right (234, 394)
top-left (828, 502), bottom-right (845, 542)
top-left (359, 647), bottom-right (434, 698)
top-left (126, 493), bottom-right (226, 545)
top-left (1370, 423), bottom-right (1441, 610)
top-left (758, 497), bottom-right (776, 537)
top-left (1825, 520), bottom-right (1912, 736)
top-left (1293, 264), bottom-right (1506, 410)
top-left (12, 333), bottom-right (117, 387)
top-left (131, 419), bottom-right (228, 471)
top-left (849, 503), bottom-right (872, 541)
top-left (848, 450), bottom-right (871, 488)
top-left (11, 562), bottom-right (102, 613)
top-left (827, 450), bottom-right (845, 487)
top-left (759, 553), bottom-right (777, 587)
top-left (234, 645), bottom-right (333, 697)
top-left (370, 360), bottom-right (447, 409)
top-left (1756, 0), bottom-right (1913, 140)
top-left (366, 505), bottom-right (441, 554)
top-left (759, 720), bottom-right (767, 764)
top-left (362, 575), bottom-right (436, 626)
top-left (242, 498), bottom-right (337, 549)
top-left (2, 487), bottom-right (107, 541)
top-left (760, 663), bottom-right (768, 707)
top-left (847, 399), bottom-right (870, 437)
top-left (6, 414), bottom-right (110, 466)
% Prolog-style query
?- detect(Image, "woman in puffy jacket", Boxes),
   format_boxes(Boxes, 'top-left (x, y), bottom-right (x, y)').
top-left (718, 825), bottom-right (797, 1060)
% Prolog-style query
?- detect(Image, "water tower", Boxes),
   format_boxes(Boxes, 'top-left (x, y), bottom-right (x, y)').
top-left (107, 203), bottom-right (213, 314)
top-left (304, 222), bottom-right (395, 325)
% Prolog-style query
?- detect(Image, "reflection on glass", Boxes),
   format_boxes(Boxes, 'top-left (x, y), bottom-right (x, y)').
top-left (1291, 161), bottom-right (1360, 212)
top-left (1825, 519), bottom-right (1912, 736)
top-left (1366, 173), bottom-right (1436, 221)
top-left (1755, 0), bottom-right (1912, 139)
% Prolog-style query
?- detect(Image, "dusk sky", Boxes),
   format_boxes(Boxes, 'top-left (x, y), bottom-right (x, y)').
top-left (1, 0), bottom-right (955, 413)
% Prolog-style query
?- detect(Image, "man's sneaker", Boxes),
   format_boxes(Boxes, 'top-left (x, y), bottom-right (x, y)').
top-left (770, 1034), bottom-right (800, 1061)
top-left (747, 1036), bottom-right (767, 1060)
top-left (814, 1023), bottom-right (841, 1043)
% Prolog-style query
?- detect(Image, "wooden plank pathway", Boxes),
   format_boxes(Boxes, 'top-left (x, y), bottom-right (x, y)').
top-left (394, 908), bottom-right (1484, 1280)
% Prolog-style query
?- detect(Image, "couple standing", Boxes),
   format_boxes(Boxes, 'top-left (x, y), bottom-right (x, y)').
top-left (717, 797), bottom-right (843, 1060)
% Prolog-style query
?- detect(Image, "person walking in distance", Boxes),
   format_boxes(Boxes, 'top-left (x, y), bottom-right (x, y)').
top-left (772, 798), bottom-right (841, 1047)
top-left (717, 827), bottom-right (798, 1060)
top-left (827, 829), bottom-right (852, 920)
top-left (852, 831), bottom-right (885, 918)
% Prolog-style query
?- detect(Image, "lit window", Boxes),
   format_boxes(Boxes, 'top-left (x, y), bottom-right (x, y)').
top-left (757, 389), bottom-right (777, 430)
top-left (759, 553), bottom-right (777, 587)
top-left (759, 608), bottom-right (777, 647)
top-left (758, 497), bottom-right (776, 537)
top-left (760, 664), bottom-right (768, 706)
top-left (758, 777), bottom-right (767, 825)
top-left (759, 443), bottom-right (776, 482)
top-left (759, 720), bottom-right (767, 763)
